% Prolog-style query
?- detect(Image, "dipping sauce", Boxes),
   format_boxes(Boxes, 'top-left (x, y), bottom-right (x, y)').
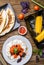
top-left (18, 26), bottom-right (27, 35)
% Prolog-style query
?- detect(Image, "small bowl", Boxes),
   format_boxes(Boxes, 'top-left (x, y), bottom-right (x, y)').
top-left (18, 26), bottom-right (27, 35)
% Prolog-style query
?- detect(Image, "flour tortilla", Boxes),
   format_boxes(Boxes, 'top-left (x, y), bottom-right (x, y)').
top-left (4, 14), bottom-right (8, 28)
top-left (0, 10), bottom-right (7, 33)
top-left (0, 8), bottom-right (15, 36)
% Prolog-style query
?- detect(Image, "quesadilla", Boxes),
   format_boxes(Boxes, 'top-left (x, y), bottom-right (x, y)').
top-left (4, 13), bottom-right (8, 28)
top-left (0, 10), bottom-right (7, 33)
top-left (0, 8), bottom-right (15, 36)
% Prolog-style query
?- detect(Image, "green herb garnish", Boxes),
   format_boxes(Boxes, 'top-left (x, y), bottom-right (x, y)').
top-left (14, 48), bottom-right (18, 54)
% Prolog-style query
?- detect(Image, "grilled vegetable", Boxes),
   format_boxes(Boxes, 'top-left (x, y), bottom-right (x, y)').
top-left (34, 16), bottom-right (42, 34)
top-left (35, 30), bottom-right (44, 42)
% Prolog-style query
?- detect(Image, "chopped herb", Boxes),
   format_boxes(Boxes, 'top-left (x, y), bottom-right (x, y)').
top-left (14, 48), bottom-right (18, 54)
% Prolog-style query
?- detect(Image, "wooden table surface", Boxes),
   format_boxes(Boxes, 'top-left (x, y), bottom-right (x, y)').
top-left (0, 0), bottom-right (44, 65)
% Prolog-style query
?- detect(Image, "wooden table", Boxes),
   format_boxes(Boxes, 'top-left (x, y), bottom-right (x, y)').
top-left (0, 0), bottom-right (44, 65)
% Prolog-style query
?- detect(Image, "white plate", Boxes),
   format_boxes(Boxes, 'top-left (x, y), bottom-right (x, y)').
top-left (2, 35), bottom-right (32, 65)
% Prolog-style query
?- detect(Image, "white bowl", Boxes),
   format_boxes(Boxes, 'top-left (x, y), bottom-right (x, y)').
top-left (18, 26), bottom-right (27, 35)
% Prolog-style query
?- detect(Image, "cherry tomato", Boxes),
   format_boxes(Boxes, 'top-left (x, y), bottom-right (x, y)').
top-left (34, 5), bottom-right (40, 11)
top-left (18, 13), bottom-right (24, 20)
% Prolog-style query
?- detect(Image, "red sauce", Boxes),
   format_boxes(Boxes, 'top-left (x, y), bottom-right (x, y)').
top-left (19, 27), bottom-right (26, 34)
top-left (10, 44), bottom-right (24, 58)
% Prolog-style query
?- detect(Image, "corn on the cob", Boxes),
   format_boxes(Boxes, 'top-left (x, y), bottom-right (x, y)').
top-left (34, 16), bottom-right (42, 34)
top-left (35, 30), bottom-right (44, 42)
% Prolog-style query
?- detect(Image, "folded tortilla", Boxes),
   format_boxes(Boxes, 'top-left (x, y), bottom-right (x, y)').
top-left (0, 8), bottom-right (15, 36)
top-left (4, 13), bottom-right (8, 28)
top-left (0, 10), bottom-right (7, 33)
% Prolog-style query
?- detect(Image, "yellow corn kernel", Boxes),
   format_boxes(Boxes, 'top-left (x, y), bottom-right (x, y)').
top-left (34, 16), bottom-right (42, 34)
top-left (35, 30), bottom-right (44, 42)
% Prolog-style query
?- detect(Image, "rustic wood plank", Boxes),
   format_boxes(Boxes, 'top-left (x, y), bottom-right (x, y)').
top-left (0, 54), bottom-right (7, 65)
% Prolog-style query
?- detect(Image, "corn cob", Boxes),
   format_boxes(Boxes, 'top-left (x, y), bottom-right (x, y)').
top-left (34, 16), bottom-right (42, 34)
top-left (35, 30), bottom-right (44, 42)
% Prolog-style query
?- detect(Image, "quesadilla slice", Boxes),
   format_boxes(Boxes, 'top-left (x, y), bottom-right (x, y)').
top-left (4, 13), bottom-right (8, 28)
top-left (0, 10), bottom-right (7, 33)
top-left (0, 8), bottom-right (15, 36)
